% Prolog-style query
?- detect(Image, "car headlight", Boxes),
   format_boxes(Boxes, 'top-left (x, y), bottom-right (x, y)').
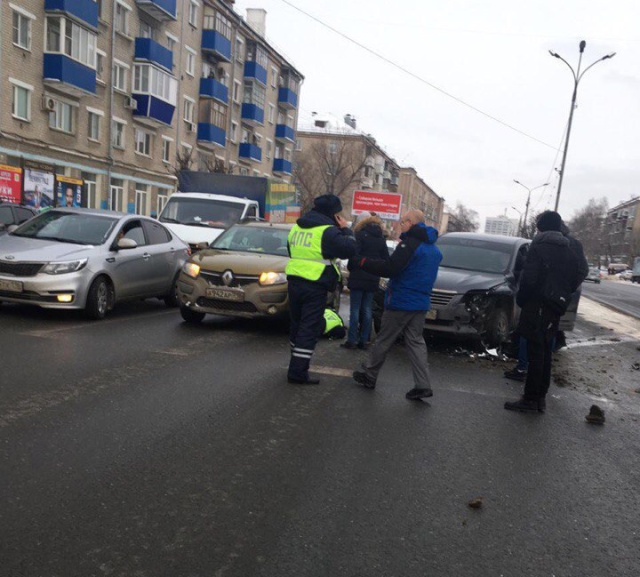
top-left (42, 259), bottom-right (88, 275)
top-left (259, 271), bottom-right (287, 286)
top-left (182, 262), bottom-right (201, 279)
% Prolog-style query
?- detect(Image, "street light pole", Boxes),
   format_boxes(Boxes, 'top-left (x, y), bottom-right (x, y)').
top-left (511, 206), bottom-right (523, 237)
top-left (513, 180), bottom-right (549, 236)
top-left (550, 40), bottom-right (616, 211)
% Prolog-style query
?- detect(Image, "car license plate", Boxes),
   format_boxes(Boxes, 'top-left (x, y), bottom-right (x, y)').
top-left (206, 288), bottom-right (245, 302)
top-left (0, 279), bottom-right (23, 293)
top-left (426, 309), bottom-right (437, 320)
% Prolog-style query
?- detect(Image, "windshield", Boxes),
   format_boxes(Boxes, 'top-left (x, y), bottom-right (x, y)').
top-left (212, 225), bottom-right (290, 256)
top-left (11, 210), bottom-right (118, 245)
top-left (159, 197), bottom-right (243, 228)
top-left (438, 237), bottom-right (514, 274)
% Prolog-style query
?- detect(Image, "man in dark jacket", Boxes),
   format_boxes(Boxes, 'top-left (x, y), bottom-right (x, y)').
top-left (349, 210), bottom-right (442, 400)
top-left (286, 194), bottom-right (357, 385)
top-left (504, 211), bottom-right (583, 413)
top-left (342, 214), bottom-right (389, 349)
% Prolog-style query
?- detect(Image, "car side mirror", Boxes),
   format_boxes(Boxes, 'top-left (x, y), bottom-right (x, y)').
top-left (0, 223), bottom-right (6, 232)
top-left (116, 237), bottom-right (137, 250)
top-left (196, 241), bottom-right (209, 251)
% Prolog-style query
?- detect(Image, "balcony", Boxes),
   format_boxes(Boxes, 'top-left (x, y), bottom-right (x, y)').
top-left (278, 87), bottom-right (298, 110)
top-left (275, 124), bottom-right (295, 142)
top-left (244, 61), bottom-right (267, 86)
top-left (45, 0), bottom-right (98, 29)
top-left (132, 94), bottom-right (175, 125)
top-left (201, 30), bottom-right (231, 62)
top-left (239, 143), bottom-right (262, 163)
top-left (134, 38), bottom-right (173, 73)
top-left (273, 159), bottom-right (292, 175)
top-left (241, 103), bottom-right (264, 126)
top-left (135, 0), bottom-right (177, 21)
top-left (43, 54), bottom-right (96, 95)
top-left (197, 123), bottom-right (226, 148)
top-left (199, 77), bottom-right (228, 104)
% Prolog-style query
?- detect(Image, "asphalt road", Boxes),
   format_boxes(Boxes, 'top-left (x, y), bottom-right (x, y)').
top-left (581, 278), bottom-right (640, 319)
top-left (1, 300), bottom-right (639, 577)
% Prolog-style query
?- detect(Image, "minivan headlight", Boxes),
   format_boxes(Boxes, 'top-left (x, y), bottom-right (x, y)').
top-left (42, 259), bottom-right (88, 275)
top-left (259, 272), bottom-right (287, 286)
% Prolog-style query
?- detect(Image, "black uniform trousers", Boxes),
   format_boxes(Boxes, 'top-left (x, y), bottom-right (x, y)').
top-left (287, 277), bottom-right (327, 381)
top-left (523, 307), bottom-right (560, 401)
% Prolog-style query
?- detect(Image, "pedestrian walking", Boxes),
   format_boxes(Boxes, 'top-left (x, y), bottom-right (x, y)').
top-left (286, 194), bottom-right (357, 385)
top-left (341, 213), bottom-right (389, 350)
top-left (349, 210), bottom-right (442, 400)
top-left (504, 211), bottom-right (583, 413)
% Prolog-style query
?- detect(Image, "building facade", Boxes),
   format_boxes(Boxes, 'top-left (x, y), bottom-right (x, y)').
top-left (484, 215), bottom-right (519, 237)
top-left (295, 113), bottom-right (444, 229)
top-left (0, 0), bottom-right (302, 215)
top-left (604, 197), bottom-right (640, 264)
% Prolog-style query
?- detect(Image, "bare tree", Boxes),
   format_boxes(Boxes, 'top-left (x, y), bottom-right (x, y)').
top-left (447, 202), bottom-right (479, 232)
top-left (294, 138), bottom-right (367, 213)
top-left (567, 197), bottom-right (608, 264)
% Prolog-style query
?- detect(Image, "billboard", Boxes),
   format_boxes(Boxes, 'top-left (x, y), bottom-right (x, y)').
top-left (267, 182), bottom-right (300, 224)
top-left (0, 164), bottom-right (22, 203)
top-left (56, 176), bottom-right (84, 207)
top-left (23, 163), bottom-right (55, 209)
top-left (351, 190), bottom-right (403, 221)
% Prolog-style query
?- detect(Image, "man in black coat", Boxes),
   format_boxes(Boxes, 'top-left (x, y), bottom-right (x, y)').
top-left (504, 211), bottom-right (583, 413)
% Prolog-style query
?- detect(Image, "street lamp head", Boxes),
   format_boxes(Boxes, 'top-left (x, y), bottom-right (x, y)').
top-left (513, 179), bottom-right (521, 184)
top-left (549, 50), bottom-right (560, 58)
top-left (603, 52), bottom-right (617, 60)
top-left (579, 40), bottom-right (586, 53)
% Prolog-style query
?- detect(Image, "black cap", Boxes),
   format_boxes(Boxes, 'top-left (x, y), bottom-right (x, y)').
top-left (314, 194), bottom-right (342, 216)
top-left (536, 210), bottom-right (563, 232)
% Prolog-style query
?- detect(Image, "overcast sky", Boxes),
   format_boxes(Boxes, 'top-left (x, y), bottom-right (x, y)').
top-left (235, 0), bottom-right (640, 227)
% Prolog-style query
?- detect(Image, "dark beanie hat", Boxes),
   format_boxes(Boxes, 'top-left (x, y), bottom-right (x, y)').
top-left (536, 210), bottom-right (563, 232)
top-left (314, 194), bottom-right (342, 216)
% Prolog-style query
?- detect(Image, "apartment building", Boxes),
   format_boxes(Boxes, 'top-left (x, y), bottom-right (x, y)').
top-left (484, 215), bottom-right (519, 237)
top-left (605, 197), bottom-right (640, 263)
top-left (296, 113), bottom-right (444, 228)
top-left (0, 0), bottom-right (302, 215)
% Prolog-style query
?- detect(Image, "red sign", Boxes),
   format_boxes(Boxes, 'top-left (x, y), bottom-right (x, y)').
top-left (0, 164), bottom-right (23, 203)
top-left (352, 190), bottom-right (403, 221)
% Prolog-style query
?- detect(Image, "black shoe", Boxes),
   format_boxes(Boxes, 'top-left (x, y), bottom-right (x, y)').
top-left (357, 342), bottom-right (369, 350)
top-left (353, 370), bottom-right (376, 389)
top-left (340, 341), bottom-right (358, 350)
top-left (503, 367), bottom-right (526, 382)
top-left (287, 376), bottom-right (320, 385)
top-left (504, 397), bottom-right (540, 413)
top-left (405, 387), bottom-right (433, 400)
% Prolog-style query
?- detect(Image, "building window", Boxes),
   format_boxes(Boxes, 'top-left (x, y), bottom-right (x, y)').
top-left (200, 100), bottom-right (227, 130)
top-left (266, 139), bottom-right (273, 160)
top-left (243, 81), bottom-right (266, 109)
top-left (166, 34), bottom-right (177, 52)
top-left (188, 0), bottom-right (199, 27)
top-left (109, 179), bottom-right (125, 211)
top-left (185, 47), bottom-right (196, 76)
top-left (215, 12), bottom-right (231, 38)
top-left (157, 193), bottom-right (168, 215)
top-left (230, 121), bottom-right (238, 143)
top-left (87, 110), bottom-right (101, 141)
top-left (135, 184), bottom-right (149, 215)
top-left (82, 173), bottom-right (98, 208)
top-left (112, 61), bottom-right (128, 92)
top-left (133, 64), bottom-right (177, 104)
top-left (183, 97), bottom-right (195, 123)
top-left (49, 100), bottom-right (74, 133)
top-left (247, 44), bottom-right (268, 70)
top-left (233, 80), bottom-right (241, 103)
top-left (139, 21), bottom-right (156, 40)
top-left (241, 128), bottom-right (250, 144)
top-left (134, 128), bottom-right (153, 156)
top-left (112, 119), bottom-right (126, 149)
top-left (11, 82), bottom-right (31, 121)
top-left (271, 66), bottom-right (278, 89)
top-left (12, 9), bottom-right (33, 50)
top-left (162, 138), bottom-right (172, 163)
top-left (114, 2), bottom-right (130, 36)
top-left (45, 16), bottom-right (96, 69)
top-left (96, 50), bottom-right (105, 82)
top-left (235, 36), bottom-right (244, 62)
top-left (268, 104), bottom-right (275, 124)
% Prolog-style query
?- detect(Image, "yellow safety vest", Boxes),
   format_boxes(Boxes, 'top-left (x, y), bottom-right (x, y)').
top-left (323, 308), bottom-right (344, 334)
top-left (286, 224), bottom-right (340, 281)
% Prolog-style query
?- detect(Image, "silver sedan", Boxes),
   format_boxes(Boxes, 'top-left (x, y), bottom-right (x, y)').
top-left (0, 208), bottom-right (189, 319)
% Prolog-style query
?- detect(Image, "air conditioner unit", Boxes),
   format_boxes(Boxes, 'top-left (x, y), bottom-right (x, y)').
top-left (41, 96), bottom-right (56, 112)
top-left (187, 122), bottom-right (196, 133)
top-left (124, 96), bottom-right (138, 110)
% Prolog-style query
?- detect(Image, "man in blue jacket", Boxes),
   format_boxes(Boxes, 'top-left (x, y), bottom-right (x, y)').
top-left (348, 209), bottom-right (442, 400)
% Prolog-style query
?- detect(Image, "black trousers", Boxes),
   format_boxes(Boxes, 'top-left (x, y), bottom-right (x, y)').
top-left (288, 278), bottom-right (327, 381)
top-left (523, 309), bottom-right (560, 401)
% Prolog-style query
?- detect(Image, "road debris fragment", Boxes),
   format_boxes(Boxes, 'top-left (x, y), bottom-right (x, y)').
top-left (585, 405), bottom-right (605, 425)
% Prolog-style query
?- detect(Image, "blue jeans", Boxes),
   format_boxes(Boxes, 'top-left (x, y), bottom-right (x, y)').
top-left (347, 289), bottom-right (375, 345)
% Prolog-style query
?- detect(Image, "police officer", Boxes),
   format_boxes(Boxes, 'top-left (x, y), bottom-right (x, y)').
top-left (286, 194), bottom-right (357, 384)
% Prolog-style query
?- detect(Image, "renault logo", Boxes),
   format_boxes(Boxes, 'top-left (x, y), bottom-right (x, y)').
top-left (222, 270), bottom-right (234, 286)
